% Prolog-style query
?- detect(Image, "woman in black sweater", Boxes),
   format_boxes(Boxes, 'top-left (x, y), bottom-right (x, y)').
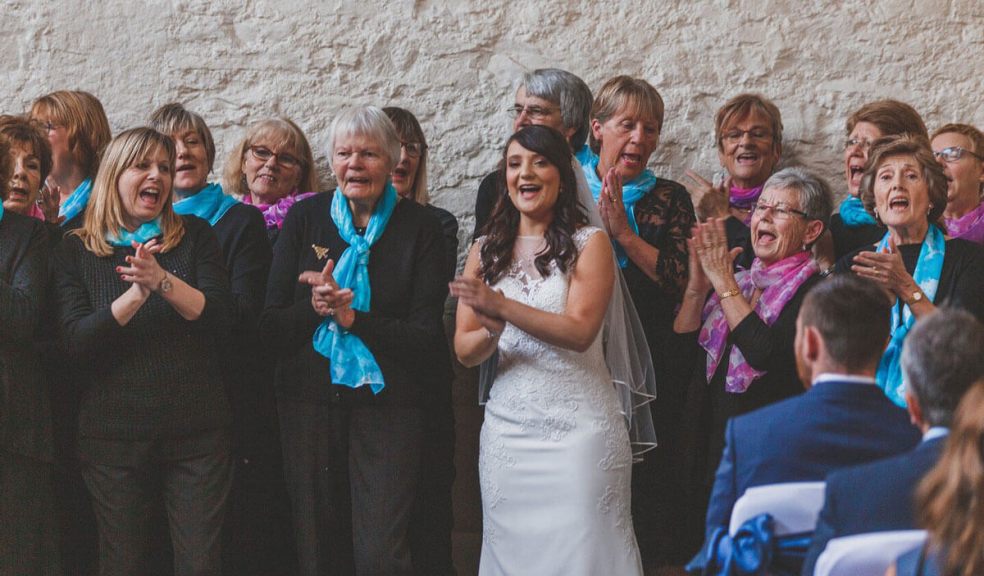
top-left (150, 103), bottom-right (295, 576)
top-left (261, 106), bottom-right (449, 576)
top-left (0, 134), bottom-right (60, 576)
top-left (55, 127), bottom-right (233, 575)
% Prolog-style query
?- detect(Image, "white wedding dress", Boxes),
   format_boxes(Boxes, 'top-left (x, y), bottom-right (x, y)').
top-left (478, 227), bottom-right (644, 576)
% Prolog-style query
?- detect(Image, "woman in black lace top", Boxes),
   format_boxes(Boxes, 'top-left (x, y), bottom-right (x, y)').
top-left (581, 75), bottom-right (696, 565)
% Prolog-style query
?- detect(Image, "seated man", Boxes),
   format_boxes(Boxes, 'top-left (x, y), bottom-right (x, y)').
top-left (801, 308), bottom-right (984, 575)
top-left (704, 274), bottom-right (922, 537)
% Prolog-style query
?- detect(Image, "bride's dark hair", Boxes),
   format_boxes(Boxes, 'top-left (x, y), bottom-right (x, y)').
top-left (479, 125), bottom-right (588, 284)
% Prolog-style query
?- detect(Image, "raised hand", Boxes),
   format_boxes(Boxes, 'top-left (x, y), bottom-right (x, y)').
top-left (299, 260), bottom-right (356, 326)
top-left (693, 218), bottom-right (743, 293)
top-left (117, 240), bottom-right (167, 295)
top-left (597, 167), bottom-right (631, 242)
top-left (851, 238), bottom-right (917, 301)
top-left (683, 170), bottom-right (730, 221)
top-left (38, 182), bottom-right (65, 224)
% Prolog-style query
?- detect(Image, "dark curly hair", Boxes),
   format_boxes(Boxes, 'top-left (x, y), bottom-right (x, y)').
top-left (479, 126), bottom-right (588, 284)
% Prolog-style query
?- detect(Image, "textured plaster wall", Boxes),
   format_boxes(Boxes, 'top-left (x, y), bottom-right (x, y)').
top-left (3, 0), bottom-right (983, 264)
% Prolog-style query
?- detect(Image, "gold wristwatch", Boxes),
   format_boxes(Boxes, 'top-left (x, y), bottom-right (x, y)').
top-left (905, 289), bottom-right (923, 306)
top-left (158, 271), bottom-right (173, 294)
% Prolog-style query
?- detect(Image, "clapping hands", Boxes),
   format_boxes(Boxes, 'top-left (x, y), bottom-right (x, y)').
top-left (299, 260), bottom-right (356, 328)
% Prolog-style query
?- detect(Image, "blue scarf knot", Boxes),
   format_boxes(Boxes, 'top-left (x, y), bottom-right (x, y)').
top-left (173, 183), bottom-right (239, 226)
top-left (579, 148), bottom-right (657, 268)
top-left (58, 178), bottom-right (93, 226)
top-left (838, 196), bottom-right (878, 227)
top-left (106, 218), bottom-right (163, 247)
top-left (686, 514), bottom-right (813, 576)
top-left (311, 184), bottom-right (398, 393)
top-left (875, 225), bottom-right (945, 407)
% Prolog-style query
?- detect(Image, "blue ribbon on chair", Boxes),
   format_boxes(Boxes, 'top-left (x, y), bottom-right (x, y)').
top-left (685, 514), bottom-right (813, 576)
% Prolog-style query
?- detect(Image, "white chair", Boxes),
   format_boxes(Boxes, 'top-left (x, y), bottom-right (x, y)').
top-left (814, 530), bottom-right (927, 576)
top-left (729, 481), bottom-right (827, 536)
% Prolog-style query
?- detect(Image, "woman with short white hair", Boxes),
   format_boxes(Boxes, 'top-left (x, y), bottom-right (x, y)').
top-left (261, 106), bottom-right (450, 575)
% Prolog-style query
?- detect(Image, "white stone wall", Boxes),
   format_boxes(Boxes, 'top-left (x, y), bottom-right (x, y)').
top-left (3, 0), bottom-right (982, 263)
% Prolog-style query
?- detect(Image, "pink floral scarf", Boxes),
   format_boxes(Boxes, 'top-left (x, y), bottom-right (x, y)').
top-left (243, 189), bottom-right (317, 229)
top-left (729, 184), bottom-right (764, 226)
top-left (698, 251), bottom-right (818, 393)
top-left (945, 202), bottom-right (984, 245)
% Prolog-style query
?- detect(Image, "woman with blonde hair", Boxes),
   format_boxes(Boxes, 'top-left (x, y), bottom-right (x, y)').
top-left (29, 90), bottom-right (112, 226)
top-left (55, 127), bottom-right (233, 575)
top-left (223, 117), bottom-right (319, 244)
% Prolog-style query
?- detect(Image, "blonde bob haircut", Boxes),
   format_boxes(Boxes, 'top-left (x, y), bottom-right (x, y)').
top-left (74, 127), bottom-right (183, 257)
top-left (588, 76), bottom-right (665, 155)
top-left (149, 102), bottom-right (217, 171)
top-left (223, 117), bottom-right (318, 198)
top-left (30, 90), bottom-right (112, 180)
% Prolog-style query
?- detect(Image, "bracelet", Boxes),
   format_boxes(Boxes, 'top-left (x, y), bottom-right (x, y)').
top-left (718, 288), bottom-right (741, 300)
top-left (485, 327), bottom-right (501, 341)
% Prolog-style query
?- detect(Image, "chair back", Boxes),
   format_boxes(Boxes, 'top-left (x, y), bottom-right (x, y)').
top-left (814, 530), bottom-right (927, 576)
top-left (729, 481), bottom-right (826, 536)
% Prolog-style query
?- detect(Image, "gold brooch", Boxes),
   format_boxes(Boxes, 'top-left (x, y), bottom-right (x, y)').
top-left (312, 244), bottom-right (330, 260)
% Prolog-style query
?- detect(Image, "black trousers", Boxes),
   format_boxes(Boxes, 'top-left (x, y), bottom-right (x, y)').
top-left (279, 400), bottom-right (424, 576)
top-left (0, 450), bottom-right (61, 576)
top-left (81, 435), bottom-right (233, 576)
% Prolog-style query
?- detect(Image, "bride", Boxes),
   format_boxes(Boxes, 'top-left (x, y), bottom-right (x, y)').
top-left (452, 125), bottom-right (645, 575)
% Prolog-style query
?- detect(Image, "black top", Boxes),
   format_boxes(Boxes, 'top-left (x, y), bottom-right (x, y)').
top-left (828, 213), bottom-right (886, 261)
top-left (214, 203), bottom-right (272, 330)
top-left (55, 216), bottom-right (233, 442)
top-left (624, 178), bottom-right (696, 326)
top-left (835, 237), bottom-right (984, 321)
top-left (260, 193), bottom-right (451, 407)
top-left (679, 273), bottom-right (821, 485)
top-left (725, 216), bottom-right (755, 270)
top-left (472, 170), bottom-right (499, 240)
top-left (425, 203), bottom-right (459, 279)
top-left (0, 211), bottom-right (53, 462)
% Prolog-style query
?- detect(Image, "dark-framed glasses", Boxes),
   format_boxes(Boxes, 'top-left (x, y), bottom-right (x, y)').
top-left (751, 201), bottom-right (808, 220)
top-left (933, 146), bottom-right (983, 163)
top-left (508, 104), bottom-right (558, 121)
top-left (722, 129), bottom-right (773, 145)
top-left (249, 146), bottom-right (301, 169)
top-left (401, 141), bottom-right (425, 158)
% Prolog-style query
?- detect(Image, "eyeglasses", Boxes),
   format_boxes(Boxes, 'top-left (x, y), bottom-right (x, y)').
top-left (845, 138), bottom-right (874, 152)
top-left (43, 121), bottom-right (63, 132)
top-left (751, 201), bottom-right (808, 220)
top-left (249, 146), bottom-right (301, 169)
top-left (401, 141), bottom-right (425, 158)
top-left (721, 129), bottom-right (773, 145)
top-left (508, 104), bottom-right (558, 121)
top-left (933, 146), bottom-right (983, 163)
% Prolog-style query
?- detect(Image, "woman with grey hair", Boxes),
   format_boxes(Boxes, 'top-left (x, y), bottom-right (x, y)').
top-left (674, 167), bottom-right (831, 550)
top-left (473, 67), bottom-right (593, 235)
top-left (260, 106), bottom-right (451, 575)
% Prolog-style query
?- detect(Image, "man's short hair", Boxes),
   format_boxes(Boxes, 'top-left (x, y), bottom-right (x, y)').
top-left (902, 308), bottom-right (984, 427)
top-left (798, 274), bottom-right (892, 371)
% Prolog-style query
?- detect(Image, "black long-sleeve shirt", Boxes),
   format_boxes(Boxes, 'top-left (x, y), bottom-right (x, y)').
top-left (260, 193), bottom-right (451, 407)
top-left (0, 211), bottom-right (53, 463)
top-left (55, 216), bottom-right (233, 442)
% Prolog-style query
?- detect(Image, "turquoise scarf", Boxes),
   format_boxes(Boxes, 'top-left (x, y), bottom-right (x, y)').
top-left (0, 198), bottom-right (4, 223)
top-left (839, 196), bottom-right (878, 227)
top-left (58, 178), bottom-right (93, 226)
top-left (580, 149), bottom-right (657, 268)
top-left (875, 225), bottom-right (945, 407)
top-left (173, 183), bottom-right (238, 226)
top-left (312, 184), bottom-right (398, 393)
top-left (106, 218), bottom-right (163, 247)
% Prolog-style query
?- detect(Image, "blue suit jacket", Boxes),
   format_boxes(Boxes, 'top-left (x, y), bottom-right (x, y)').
top-left (801, 436), bottom-right (945, 575)
top-left (705, 379), bottom-right (922, 536)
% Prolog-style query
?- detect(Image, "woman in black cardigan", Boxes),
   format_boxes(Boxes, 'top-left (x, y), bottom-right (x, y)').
top-left (261, 106), bottom-right (449, 576)
top-left (0, 135), bottom-right (60, 575)
top-left (150, 103), bottom-right (295, 576)
top-left (55, 127), bottom-right (233, 575)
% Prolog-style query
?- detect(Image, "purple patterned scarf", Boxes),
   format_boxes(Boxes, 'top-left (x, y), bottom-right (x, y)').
top-left (730, 185), bottom-right (764, 225)
top-left (698, 251), bottom-right (818, 393)
top-left (945, 202), bottom-right (984, 245)
top-left (243, 189), bottom-right (317, 229)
